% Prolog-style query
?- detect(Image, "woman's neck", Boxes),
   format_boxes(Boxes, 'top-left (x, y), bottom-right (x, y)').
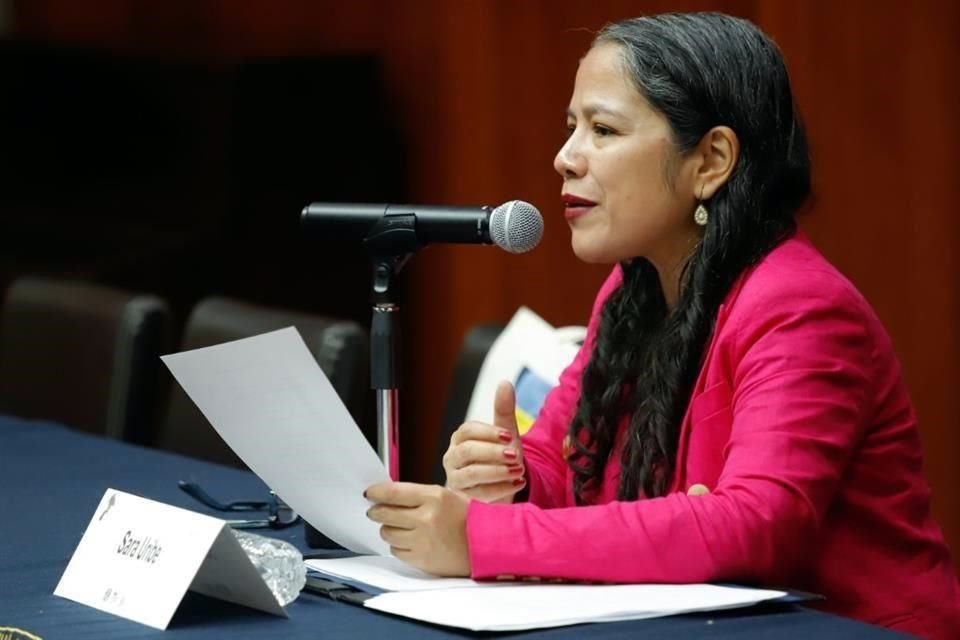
top-left (650, 233), bottom-right (701, 311)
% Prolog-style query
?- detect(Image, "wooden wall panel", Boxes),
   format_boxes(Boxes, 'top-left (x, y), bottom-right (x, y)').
top-left (10, 0), bottom-right (960, 561)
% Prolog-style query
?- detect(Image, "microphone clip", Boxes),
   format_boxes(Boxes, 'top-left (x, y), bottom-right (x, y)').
top-left (371, 253), bottom-right (411, 304)
top-left (362, 211), bottom-right (423, 257)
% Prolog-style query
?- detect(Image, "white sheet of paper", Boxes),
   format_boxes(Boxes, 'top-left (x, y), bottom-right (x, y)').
top-left (365, 583), bottom-right (786, 631)
top-left (161, 327), bottom-right (389, 555)
top-left (54, 489), bottom-right (286, 630)
top-left (306, 555), bottom-right (481, 592)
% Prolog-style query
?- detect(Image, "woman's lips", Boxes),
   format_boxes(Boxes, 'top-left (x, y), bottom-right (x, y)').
top-left (562, 194), bottom-right (596, 221)
top-left (564, 206), bottom-right (592, 221)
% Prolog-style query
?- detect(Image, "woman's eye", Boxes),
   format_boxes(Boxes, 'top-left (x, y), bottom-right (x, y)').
top-left (593, 124), bottom-right (614, 137)
top-left (564, 123), bottom-right (576, 139)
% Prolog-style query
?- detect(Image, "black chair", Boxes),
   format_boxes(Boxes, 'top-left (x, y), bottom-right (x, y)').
top-left (154, 296), bottom-right (372, 468)
top-left (0, 276), bottom-right (171, 442)
top-left (433, 323), bottom-right (505, 485)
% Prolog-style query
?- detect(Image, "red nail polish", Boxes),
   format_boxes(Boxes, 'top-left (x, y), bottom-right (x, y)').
top-left (497, 430), bottom-right (513, 443)
top-left (503, 449), bottom-right (518, 460)
top-left (508, 465), bottom-right (524, 475)
top-left (512, 478), bottom-right (526, 487)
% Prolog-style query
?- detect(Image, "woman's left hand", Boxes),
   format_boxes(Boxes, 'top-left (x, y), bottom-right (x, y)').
top-left (365, 482), bottom-right (472, 577)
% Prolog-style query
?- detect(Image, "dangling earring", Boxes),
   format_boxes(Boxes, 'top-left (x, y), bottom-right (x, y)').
top-left (694, 185), bottom-right (709, 226)
top-left (694, 203), bottom-right (709, 226)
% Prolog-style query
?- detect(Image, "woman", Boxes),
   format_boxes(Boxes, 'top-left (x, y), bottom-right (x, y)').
top-left (365, 13), bottom-right (960, 637)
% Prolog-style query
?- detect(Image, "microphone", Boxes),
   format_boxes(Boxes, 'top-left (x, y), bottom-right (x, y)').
top-left (300, 200), bottom-right (543, 254)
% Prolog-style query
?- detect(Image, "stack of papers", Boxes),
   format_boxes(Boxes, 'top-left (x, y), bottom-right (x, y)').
top-left (370, 583), bottom-right (785, 631)
top-left (163, 327), bottom-right (787, 631)
top-left (306, 555), bottom-right (785, 631)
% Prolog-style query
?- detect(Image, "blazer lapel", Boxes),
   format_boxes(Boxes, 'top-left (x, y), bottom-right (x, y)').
top-left (668, 302), bottom-right (730, 493)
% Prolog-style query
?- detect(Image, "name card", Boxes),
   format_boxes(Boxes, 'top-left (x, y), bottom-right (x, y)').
top-left (54, 489), bottom-right (288, 630)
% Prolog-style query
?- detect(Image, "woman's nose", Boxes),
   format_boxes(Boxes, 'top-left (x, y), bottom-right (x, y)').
top-left (554, 137), bottom-right (585, 179)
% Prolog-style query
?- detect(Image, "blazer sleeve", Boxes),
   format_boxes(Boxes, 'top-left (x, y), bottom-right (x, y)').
top-left (466, 273), bottom-right (876, 584)
top-left (519, 267), bottom-right (622, 509)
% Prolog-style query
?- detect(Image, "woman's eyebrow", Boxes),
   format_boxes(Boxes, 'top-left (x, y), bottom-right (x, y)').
top-left (566, 103), bottom-right (627, 120)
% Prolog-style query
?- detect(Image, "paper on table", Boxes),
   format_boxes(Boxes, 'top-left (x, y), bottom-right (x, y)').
top-left (306, 555), bottom-right (481, 592)
top-left (306, 554), bottom-right (786, 631)
top-left (161, 327), bottom-right (389, 555)
top-left (365, 583), bottom-right (787, 632)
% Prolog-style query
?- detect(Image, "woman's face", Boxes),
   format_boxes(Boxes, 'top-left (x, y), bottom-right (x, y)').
top-left (554, 42), bottom-right (699, 268)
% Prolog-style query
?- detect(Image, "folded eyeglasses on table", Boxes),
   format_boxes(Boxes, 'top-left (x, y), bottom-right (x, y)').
top-left (178, 480), bottom-right (301, 529)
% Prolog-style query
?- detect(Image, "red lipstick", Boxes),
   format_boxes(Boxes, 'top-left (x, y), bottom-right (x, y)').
top-left (562, 193), bottom-right (596, 221)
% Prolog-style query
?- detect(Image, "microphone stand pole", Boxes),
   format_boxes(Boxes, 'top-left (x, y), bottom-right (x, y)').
top-left (370, 256), bottom-right (407, 481)
top-left (363, 211), bottom-right (420, 481)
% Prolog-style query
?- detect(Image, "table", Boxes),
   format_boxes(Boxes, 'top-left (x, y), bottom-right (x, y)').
top-left (0, 416), bottom-right (907, 638)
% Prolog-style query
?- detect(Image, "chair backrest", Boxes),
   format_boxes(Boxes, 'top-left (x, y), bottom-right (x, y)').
top-left (155, 296), bottom-right (371, 469)
top-left (0, 276), bottom-right (171, 442)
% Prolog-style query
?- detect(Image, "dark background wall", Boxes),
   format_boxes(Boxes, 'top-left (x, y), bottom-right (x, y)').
top-left (3, 0), bottom-right (958, 565)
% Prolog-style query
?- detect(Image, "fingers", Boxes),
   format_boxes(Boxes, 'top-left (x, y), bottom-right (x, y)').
top-left (379, 524), bottom-right (415, 550)
top-left (450, 421), bottom-right (513, 446)
top-left (446, 462), bottom-right (524, 490)
top-left (365, 483), bottom-right (461, 545)
top-left (460, 478), bottom-right (526, 503)
top-left (390, 546), bottom-right (415, 564)
top-left (365, 481), bottom-right (442, 507)
top-left (448, 381), bottom-right (520, 448)
top-left (365, 483), bottom-right (438, 540)
top-left (441, 382), bottom-right (525, 501)
top-left (444, 439), bottom-right (519, 471)
top-left (492, 380), bottom-right (519, 435)
top-left (367, 503), bottom-right (419, 529)
top-left (367, 487), bottom-right (473, 577)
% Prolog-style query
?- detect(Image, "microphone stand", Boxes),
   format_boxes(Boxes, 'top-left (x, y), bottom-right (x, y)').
top-left (363, 212), bottom-right (421, 481)
top-left (301, 201), bottom-right (541, 483)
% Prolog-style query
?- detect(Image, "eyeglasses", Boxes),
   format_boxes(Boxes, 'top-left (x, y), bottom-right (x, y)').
top-left (178, 480), bottom-right (301, 530)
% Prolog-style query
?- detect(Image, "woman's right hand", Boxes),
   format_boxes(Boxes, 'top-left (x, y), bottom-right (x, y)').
top-left (442, 381), bottom-right (526, 504)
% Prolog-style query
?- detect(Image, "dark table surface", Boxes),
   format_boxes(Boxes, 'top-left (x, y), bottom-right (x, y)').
top-left (0, 416), bottom-right (909, 639)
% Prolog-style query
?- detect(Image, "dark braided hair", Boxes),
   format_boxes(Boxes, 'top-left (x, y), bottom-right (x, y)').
top-left (568, 13), bottom-right (811, 504)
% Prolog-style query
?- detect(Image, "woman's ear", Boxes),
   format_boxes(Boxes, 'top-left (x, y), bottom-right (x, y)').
top-left (694, 126), bottom-right (739, 199)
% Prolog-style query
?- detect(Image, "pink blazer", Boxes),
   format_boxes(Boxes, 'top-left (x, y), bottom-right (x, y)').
top-left (466, 233), bottom-right (960, 638)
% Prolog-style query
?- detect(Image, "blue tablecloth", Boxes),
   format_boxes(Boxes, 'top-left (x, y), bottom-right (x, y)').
top-left (0, 416), bottom-right (907, 638)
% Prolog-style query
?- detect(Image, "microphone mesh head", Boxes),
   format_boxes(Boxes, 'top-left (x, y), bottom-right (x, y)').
top-left (489, 200), bottom-right (543, 254)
